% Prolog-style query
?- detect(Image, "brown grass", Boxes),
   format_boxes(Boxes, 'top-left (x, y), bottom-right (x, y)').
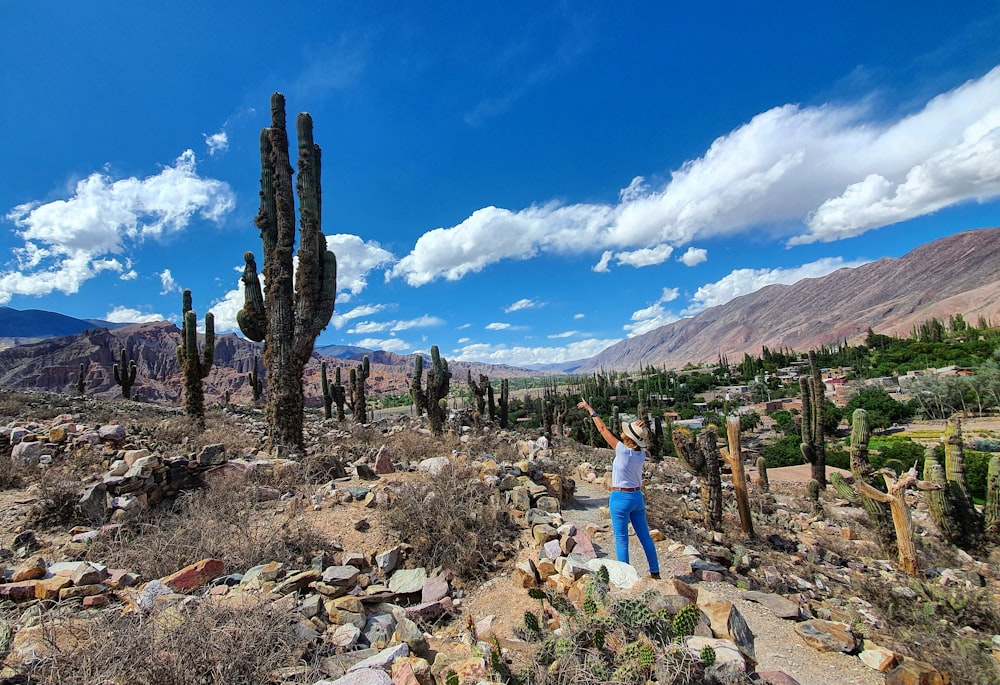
top-left (84, 473), bottom-right (327, 580)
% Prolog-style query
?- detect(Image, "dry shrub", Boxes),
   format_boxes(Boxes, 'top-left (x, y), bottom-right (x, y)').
top-left (0, 452), bottom-right (30, 490)
top-left (85, 474), bottom-right (326, 580)
top-left (21, 599), bottom-right (320, 685)
top-left (857, 576), bottom-right (1000, 684)
top-left (23, 470), bottom-right (86, 529)
top-left (385, 458), bottom-right (519, 581)
top-left (298, 448), bottom-right (348, 485)
top-left (383, 428), bottom-right (447, 465)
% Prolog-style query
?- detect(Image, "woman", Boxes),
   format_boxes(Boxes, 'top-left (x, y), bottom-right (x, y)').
top-left (577, 399), bottom-right (661, 580)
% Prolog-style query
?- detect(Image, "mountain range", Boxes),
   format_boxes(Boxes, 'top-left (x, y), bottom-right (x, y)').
top-left (0, 227), bottom-right (998, 401)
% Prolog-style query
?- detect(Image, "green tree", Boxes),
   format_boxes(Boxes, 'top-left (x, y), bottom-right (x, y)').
top-left (845, 387), bottom-right (914, 432)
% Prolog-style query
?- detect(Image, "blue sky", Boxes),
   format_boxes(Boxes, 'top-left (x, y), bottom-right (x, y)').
top-left (2, 3), bottom-right (1000, 367)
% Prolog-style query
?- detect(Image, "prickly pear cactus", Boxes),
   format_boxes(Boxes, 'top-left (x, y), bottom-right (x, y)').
top-left (672, 604), bottom-right (699, 638)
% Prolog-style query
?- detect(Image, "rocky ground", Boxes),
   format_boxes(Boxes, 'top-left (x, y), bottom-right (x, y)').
top-left (1, 391), bottom-right (999, 684)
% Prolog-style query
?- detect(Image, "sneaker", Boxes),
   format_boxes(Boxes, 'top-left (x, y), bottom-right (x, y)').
top-left (648, 572), bottom-right (661, 580)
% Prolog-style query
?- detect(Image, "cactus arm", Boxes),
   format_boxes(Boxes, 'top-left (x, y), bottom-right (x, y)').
top-left (237, 252), bottom-right (266, 343)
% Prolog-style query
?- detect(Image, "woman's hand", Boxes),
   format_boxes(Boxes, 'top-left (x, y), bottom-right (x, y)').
top-left (577, 399), bottom-right (592, 413)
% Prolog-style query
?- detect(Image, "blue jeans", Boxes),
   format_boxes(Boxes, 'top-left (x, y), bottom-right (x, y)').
top-left (609, 490), bottom-right (660, 574)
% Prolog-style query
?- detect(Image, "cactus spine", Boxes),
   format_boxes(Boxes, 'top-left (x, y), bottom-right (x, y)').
top-left (237, 93), bottom-right (337, 450)
top-left (799, 350), bottom-right (827, 486)
top-left (113, 348), bottom-right (137, 400)
top-left (247, 354), bottom-right (263, 403)
top-left (348, 356), bottom-right (370, 424)
top-left (176, 289), bottom-right (215, 427)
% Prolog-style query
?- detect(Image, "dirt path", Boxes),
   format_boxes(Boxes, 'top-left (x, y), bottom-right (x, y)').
top-left (557, 479), bottom-right (884, 685)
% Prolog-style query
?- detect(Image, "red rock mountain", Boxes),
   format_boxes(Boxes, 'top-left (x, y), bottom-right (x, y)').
top-left (580, 227), bottom-right (1000, 371)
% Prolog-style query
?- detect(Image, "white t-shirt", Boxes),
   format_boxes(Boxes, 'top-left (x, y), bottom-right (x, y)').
top-left (612, 442), bottom-right (645, 488)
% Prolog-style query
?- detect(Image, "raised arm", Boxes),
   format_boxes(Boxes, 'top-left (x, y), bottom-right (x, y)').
top-left (577, 399), bottom-right (620, 449)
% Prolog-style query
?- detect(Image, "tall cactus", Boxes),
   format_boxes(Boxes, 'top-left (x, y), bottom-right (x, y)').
top-left (321, 361), bottom-right (346, 421)
top-left (468, 371), bottom-right (488, 416)
top-left (925, 419), bottom-right (984, 549)
top-left (411, 354), bottom-right (428, 416)
top-left (848, 409), bottom-right (894, 551)
top-left (672, 426), bottom-right (723, 530)
top-left (426, 345), bottom-right (451, 435)
top-left (348, 356), bottom-right (371, 424)
top-left (986, 456), bottom-right (1000, 538)
top-left (75, 362), bottom-right (86, 396)
top-left (237, 92), bottom-right (337, 450)
top-left (176, 289), bottom-right (215, 427)
top-left (247, 354), bottom-right (263, 403)
top-left (799, 350), bottom-right (827, 487)
top-left (498, 378), bottom-right (510, 429)
top-left (113, 348), bottom-right (137, 400)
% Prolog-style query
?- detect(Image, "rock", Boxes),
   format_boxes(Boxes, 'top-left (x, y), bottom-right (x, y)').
top-left (79, 483), bottom-right (108, 520)
top-left (98, 424), bottom-right (126, 443)
top-left (373, 446), bottom-right (395, 474)
top-left (272, 569), bottom-right (321, 595)
top-left (197, 443), bottom-right (226, 466)
top-left (535, 495), bottom-right (560, 513)
top-left (0, 580), bottom-right (39, 602)
top-left (348, 643), bottom-right (410, 672)
top-left (435, 657), bottom-right (487, 685)
top-left (683, 636), bottom-right (748, 680)
top-left (324, 565), bottom-right (362, 586)
top-left (12, 555), bottom-right (47, 582)
top-left (512, 559), bottom-right (538, 588)
top-left (860, 640), bottom-right (900, 672)
top-left (742, 590), bottom-right (801, 619)
top-left (364, 612), bottom-right (398, 649)
top-left (699, 600), bottom-right (755, 660)
top-left (417, 456), bottom-right (451, 476)
top-left (71, 562), bottom-right (108, 586)
top-left (885, 658), bottom-right (948, 685)
top-left (757, 671), bottom-right (803, 685)
top-left (11, 440), bottom-right (43, 465)
top-left (376, 547), bottom-right (402, 574)
top-left (329, 623), bottom-right (363, 649)
top-left (389, 568), bottom-right (427, 595)
top-left (585, 558), bottom-right (638, 589)
top-left (316, 669), bottom-right (393, 685)
top-left (421, 574), bottom-right (449, 603)
top-left (34, 575), bottom-right (72, 600)
top-left (160, 558), bottom-right (225, 592)
top-left (794, 619), bottom-right (858, 653)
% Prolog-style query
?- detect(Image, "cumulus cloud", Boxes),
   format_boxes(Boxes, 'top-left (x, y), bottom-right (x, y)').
top-left (678, 247), bottom-right (708, 266)
top-left (453, 337), bottom-right (620, 366)
top-left (120, 270), bottom-right (137, 281)
top-left (105, 306), bottom-right (163, 324)
top-left (353, 337), bottom-right (411, 353)
top-left (1, 150), bottom-right (234, 304)
top-left (388, 67), bottom-right (1000, 285)
top-left (347, 315), bottom-right (445, 335)
top-left (485, 322), bottom-right (511, 331)
top-left (204, 131), bottom-right (229, 156)
top-left (682, 256), bottom-right (870, 316)
top-left (504, 298), bottom-right (541, 313)
top-left (326, 234), bottom-right (394, 302)
top-left (624, 287), bottom-right (681, 337)
top-left (574, 313), bottom-right (585, 319)
top-left (160, 269), bottom-right (180, 294)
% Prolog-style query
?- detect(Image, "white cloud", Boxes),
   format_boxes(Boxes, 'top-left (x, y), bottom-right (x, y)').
top-left (209, 279), bottom-right (246, 332)
top-left (592, 250), bottom-right (613, 273)
top-left (457, 337), bottom-right (470, 344)
top-left (386, 67), bottom-right (1000, 285)
top-left (548, 330), bottom-right (579, 338)
top-left (347, 315), bottom-right (445, 335)
top-left (160, 268), bottom-right (180, 294)
top-left (353, 337), bottom-right (411, 353)
top-left (614, 244), bottom-right (674, 268)
top-left (453, 337), bottom-right (621, 366)
top-left (678, 247), bottom-right (708, 266)
top-left (485, 322), bottom-right (511, 331)
top-left (574, 313), bottom-right (585, 319)
top-left (504, 298), bottom-right (541, 313)
top-left (682, 256), bottom-right (870, 315)
top-left (625, 287), bottom-right (681, 337)
top-left (204, 131), bottom-right (229, 156)
top-left (120, 270), bottom-right (137, 281)
top-left (1, 150), bottom-right (234, 304)
top-left (326, 234), bottom-right (394, 302)
top-left (105, 306), bottom-right (163, 324)
top-left (329, 303), bottom-right (388, 330)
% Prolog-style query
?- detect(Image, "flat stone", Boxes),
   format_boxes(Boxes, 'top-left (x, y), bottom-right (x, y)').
top-left (347, 643), bottom-right (410, 672)
top-left (421, 574), bottom-right (449, 603)
top-left (272, 569), bottom-right (321, 595)
top-left (794, 619), bottom-right (857, 653)
top-left (0, 580), bottom-right (39, 601)
top-left (417, 456), bottom-right (451, 476)
top-left (12, 555), bottom-right (47, 582)
top-left (389, 567), bottom-right (427, 595)
top-left (315, 669), bottom-right (393, 685)
top-left (160, 558), bottom-right (225, 592)
top-left (742, 590), bottom-right (801, 619)
top-left (860, 640), bottom-right (900, 672)
top-left (700, 600), bottom-right (755, 659)
top-left (585, 558), bottom-right (638, 590)
top-left (323, 565), bottom-right (361, 586)
top-left (757, 671), bottom-right (803, 685)
top-left (885, 658), bottom-right (948, 685)
top-left (376, 546), bottom-right (401, 574)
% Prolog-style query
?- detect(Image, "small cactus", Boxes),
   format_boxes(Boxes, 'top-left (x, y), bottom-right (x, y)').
top-left (756, 455), bottom-right (769, 492)
top-left (320, 361), bottom-right (345, 420)
top-left (700, 644), bottom-right (717, 667)
top-left (247, 354), bottom-right (263, 403)
top-left (113, 348), bottom-right (137, 400)
top-left (830, 471), bottom-right (860, 505)
top-left (523, 611), bottom-right (541, 634)
top-left (75, 362), bottom-right (86, 396)
top-left (672, 604), bottom-right (699, 638)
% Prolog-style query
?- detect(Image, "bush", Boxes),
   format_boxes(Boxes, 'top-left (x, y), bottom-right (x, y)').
top-left (385, 458), bottom-right (519, 581)
top-left (870, 437), bottom-right (926, 472)
top-left (761, 434), bottom-right (803, 468)
top-left (85, 474), bottom-right (326, 579)
top-left (22, 598), bottom-right (319, 685)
